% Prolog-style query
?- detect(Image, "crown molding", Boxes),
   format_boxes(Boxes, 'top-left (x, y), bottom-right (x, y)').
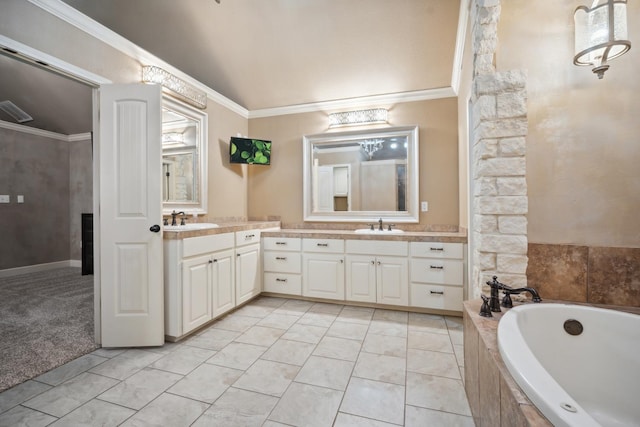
top-left (451, 0), bottom-right (471, 95)
top-left (0, 120), bottom-right (91, 141)
top-left (248, 87), bottom-right (456, 119)
top-left (28, 0), bottom-right (249, 118)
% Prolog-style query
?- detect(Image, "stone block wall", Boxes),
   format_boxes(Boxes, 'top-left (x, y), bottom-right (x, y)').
top-left (470, 0), bottom-right (529, 297)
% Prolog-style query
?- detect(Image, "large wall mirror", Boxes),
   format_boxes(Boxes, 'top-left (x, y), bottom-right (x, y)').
top-left (303, 125), bottom-right (419, 222)
top-left (162, 97), bottom-right (208, 214)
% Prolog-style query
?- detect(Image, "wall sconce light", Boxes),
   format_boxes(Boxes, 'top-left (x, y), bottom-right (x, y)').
top-left (142, 65), bottom-right (207, 109)
top-left (329, 108), bottom-right (388, 127)
top-left (574, 0), bottom-right (631, 79)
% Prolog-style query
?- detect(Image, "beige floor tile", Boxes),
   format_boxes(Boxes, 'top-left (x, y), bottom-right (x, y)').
top-left (185, 328), bottom-right (240, 351)
top-left (308, 302), bottom-right (345, 314)
top-left (406, 372), bottom-right (471, 416)
top-left (313, 336), bottom-right (362, 362)
top-left (261, 339), bottom-right (315, 366)
top-left (268, 382), bottom-right (343, 427)
top-left (0, 405), bottom-right (56, 427)
top-left (234, 326), bottom-right (285, 347)
top-left (454, 344), bottom-right (465, 367)
top-left (449, 328), bottom-right (464, 345)
top-left (51, 399), bottom-right (136, 427)
top-left (353, 352), bottom-right (406, 385)
top-left (205, 342), bottom-right (267, 370)
top-left (362, 333), bottom-right (407, 357)
top-left (0, 381), bottom-right (52, 414)
top-left (98, 368), bottom-right (182, 410)
top-left (281, 323), bottom-right (328, 344)
top-left (249, 297), bottom-right (288, 308)
top-left (326, 321), bottom-right (369, 341)
top-left (445, 316), bottom-right (464, 330)
top-left (333, 412), bottom-right (399, 427)
top-left (340, 377), bottom-right (405, 425)
top-left (273, 299), bottom-right (314, 315)
top-left (295, 356), bottom-right (354, 391)
top-left (405, 405), bottom-right (475, 427)
top-left (211, 314), bottom-right (260, 332)
top-left (337, 306), bottom-right (374, 324)
top-left (150, 346), bottom-right (215, 375)
top-left (191, 387), bottom-right (278, 427)
top-left (296, 311), bottom-right (338, 327)
top-left (407, 348), bottom-right (461, 379)
top-left (35, 354), bottom-right (108, 386)
top-left (233, 360), bottom-right (299, 397)
top-left (233, 304), bottom-right (277, 318)
top-left (119, 393), bottom-right (208, 427)
top-left (368, 319), bottom-right (408, 338)
top-left (88, 349), bottom-right (163, 381)
top-left (167, 364), bottom-right (243, 403)
top-left (407, 330), bottom-right (454, 353)
top-left (257, 312), bottom-right (301, 330)
top-left (408, 312), bottom-right (448, 334)
top-left (373, 309), bottom-right (408, 323)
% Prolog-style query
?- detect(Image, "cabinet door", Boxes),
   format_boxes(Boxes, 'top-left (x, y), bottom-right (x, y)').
top-left (211, 248), bottom-right (235, 318)
top-left (377, 256), bottom-right (408, 306)
top-left (182, 255), bottom-right (212, 333)
top-left (345, 255), bottom-right (376, 303)
top-left (302, 254), bottom-right (345, 300)
top-left (236, 243), bottom-right (262, 305)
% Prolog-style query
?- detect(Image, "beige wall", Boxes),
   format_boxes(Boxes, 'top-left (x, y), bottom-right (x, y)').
top-left (248, 98), bottom-right (460, 226)
top-left (497, 0), bottom-right (640, 248)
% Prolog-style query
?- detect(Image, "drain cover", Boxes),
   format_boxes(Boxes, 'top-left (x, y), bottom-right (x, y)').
top-left (561, 402), bottom-right (578, 413)
top-left (563, 319), bottom-right (583, 336)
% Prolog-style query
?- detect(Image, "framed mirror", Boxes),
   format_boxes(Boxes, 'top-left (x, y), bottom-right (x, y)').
top-left (303, 125), bottom-right (419, 222)
top-left (162, 97), bottom-right (208, 214)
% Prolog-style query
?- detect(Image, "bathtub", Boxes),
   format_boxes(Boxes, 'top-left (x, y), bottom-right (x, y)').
top-left (497, 304), bottom-right (640, 427)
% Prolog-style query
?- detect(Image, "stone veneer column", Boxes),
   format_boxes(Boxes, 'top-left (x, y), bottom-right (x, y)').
top-left (470, 0), bottom-right (529, 297)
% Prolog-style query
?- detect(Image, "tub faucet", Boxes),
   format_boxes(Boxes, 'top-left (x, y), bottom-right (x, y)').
top-left (501, 286), bottom-right (542, 307)
top-left (486, 276), bottom-right (509, 313)
top-left (486, 276), bottom-right (542, 313)
top-left (170, 210), bottom-right (185, 226)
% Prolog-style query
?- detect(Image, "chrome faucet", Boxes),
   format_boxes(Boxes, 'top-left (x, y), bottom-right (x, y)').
top-left (170, 210), bottom-right (185, 226)
top-left (378, 218), bottom-right (384, 231)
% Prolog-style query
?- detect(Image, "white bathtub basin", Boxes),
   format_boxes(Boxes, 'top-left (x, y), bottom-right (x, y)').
top-left (164, 223), bottom-right (219, 231)
top-left (354, 228), bottom-right (404, 234)
top-left (498, 304), bottom-right (640, 427)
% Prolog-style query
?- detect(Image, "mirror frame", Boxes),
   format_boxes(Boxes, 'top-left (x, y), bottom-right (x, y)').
top-left (162, 96), bottom-right (208, 215)
top-left (303, 125), bottom-right (419, 223)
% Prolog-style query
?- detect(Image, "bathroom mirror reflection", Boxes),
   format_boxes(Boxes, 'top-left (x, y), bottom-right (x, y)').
top-left (303, 125), bottom-right (419, 222)
top-left (162, 97), bottom-right (208, 214)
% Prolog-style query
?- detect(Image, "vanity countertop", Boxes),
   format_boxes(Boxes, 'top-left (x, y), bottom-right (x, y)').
top-left (163, 221), bottom-right (281, 240)
top-left (262, 228), bottom-right (467, 243)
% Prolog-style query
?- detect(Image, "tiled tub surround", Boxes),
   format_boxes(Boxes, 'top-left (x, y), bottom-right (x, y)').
top-left (0, 296), bottom-right (474, 426)
top-left (463, 299), bottom-right (640, 427)
top-left (528, 243), bottom-right (640, 307)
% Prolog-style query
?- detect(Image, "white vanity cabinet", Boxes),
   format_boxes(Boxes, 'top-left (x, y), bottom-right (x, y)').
top-left (263, 237), bottom-right (302, 295)
top-left (302, 238), bottom-right (345, 300)
top-left (409, 242), bottom-right (465, 311)
top-left (164, 232), bottom-right (236, 338)
top-left (235, 229), bottom-right (262, 305)
top-left (345, 240), bottom-right (409, 306)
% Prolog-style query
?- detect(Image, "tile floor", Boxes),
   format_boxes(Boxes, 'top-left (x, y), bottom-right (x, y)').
top-left (0, 297), bottom-right (475, 426)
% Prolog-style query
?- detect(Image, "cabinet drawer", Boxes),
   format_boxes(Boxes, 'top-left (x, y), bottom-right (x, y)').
top-left (410, 242), bottom-right (463, 259)
top-left (302, 238), bottom-right (344, 253)
top-left (264, 272), bottom-right (302, 295)
top-left (264, 251), bottom-right (301, 274)
top-left (263, 237), bottom-right (301, 251)
top-left (410, 283), bottom-right (463, 311)
top-left (346, 239), bottom-right (408, 256)
top-left (236, 229), bottom-right (261, 246)
top-left (183, 233), bottom-right (234, 258)
top-left (410, 259), bottom-right (463, 286)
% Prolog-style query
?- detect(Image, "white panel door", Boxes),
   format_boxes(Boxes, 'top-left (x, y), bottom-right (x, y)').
top-left (236, 243), bottom-right (261, 304)
top-left (182, 255), bottom-right (212, 333)
top-left (212, 249), bottom-right (235, 317)
top-left (302, 254), bottom-right (345, 300)
top-left (99, 83), bottom-right (164, 347)
top-left (377, 256), bottom-right (408, 306)
top-left (345, 255), bottom-right (376, 303)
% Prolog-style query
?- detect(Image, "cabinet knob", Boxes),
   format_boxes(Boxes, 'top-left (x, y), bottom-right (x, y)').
top-left (377, 261), bottom-right (381, 266)
top-left (371, 260), bottom-right (375, 265)
top-left (208, 260), bottom-right (213, 264)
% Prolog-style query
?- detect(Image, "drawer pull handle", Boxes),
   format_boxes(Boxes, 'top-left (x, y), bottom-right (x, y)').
top-left (430, 290), bottom-right (444, 295)
top-left (276, 242), bottom-right (287, 245)
top-left (430, 247), bottom-right (444, 251)
top-left (317, 243), bottom-right (329, 247)
top-left (276, 278), bottom-right (288, 283)
top-left (430, 265), bottom-right (444, 270)
top-left (246, 234), bottom-right (255, 239)
top-left (276, 257), bottom-right (287, 261)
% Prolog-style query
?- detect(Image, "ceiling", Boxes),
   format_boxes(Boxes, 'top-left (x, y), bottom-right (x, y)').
top-left (0, 0), bottom-right (461, 134)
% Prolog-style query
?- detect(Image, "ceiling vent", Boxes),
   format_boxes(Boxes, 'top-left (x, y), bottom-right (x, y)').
top-left (0, 100), bottom-right (33, 123)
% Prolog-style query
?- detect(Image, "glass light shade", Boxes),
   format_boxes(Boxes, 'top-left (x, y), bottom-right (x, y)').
top-left (142, 66), bottom-right (207, 109)
top-left (574, 0), bottom-right (631, 78)
top-left (329, 108), bottom-right (388, 127)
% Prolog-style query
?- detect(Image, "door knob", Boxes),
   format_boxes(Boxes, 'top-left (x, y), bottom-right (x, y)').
top-left (149, 224), bottom-right (161, 232)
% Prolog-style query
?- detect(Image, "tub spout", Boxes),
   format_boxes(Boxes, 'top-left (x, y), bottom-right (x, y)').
top-left (501, 287), bottom-right (542, 307)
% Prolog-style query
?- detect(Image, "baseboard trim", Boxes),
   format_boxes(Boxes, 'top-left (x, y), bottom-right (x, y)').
top-left (0, 260), bottom-right (82, 278)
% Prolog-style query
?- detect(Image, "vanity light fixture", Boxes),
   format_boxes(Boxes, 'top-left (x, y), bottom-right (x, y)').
top-left (574, 0), bottom-right (631, 79)
top-left (328, 108), bottom-right (388, 127)
top-left (142, 66), bottom-right (207, 109)
top-left (359, 138), bottom-right (384, 160)
top-left (162, 132), bottom-right (186, 145)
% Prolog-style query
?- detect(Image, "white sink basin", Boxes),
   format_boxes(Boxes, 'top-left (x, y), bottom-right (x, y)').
top-left (164, 223), bottom-right (219, 231)
top-left (354, 228), bottom-right (405, 234)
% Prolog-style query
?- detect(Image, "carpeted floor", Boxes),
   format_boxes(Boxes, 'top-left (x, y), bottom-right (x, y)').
top-left (0, 267), bottom-right (97, 392)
